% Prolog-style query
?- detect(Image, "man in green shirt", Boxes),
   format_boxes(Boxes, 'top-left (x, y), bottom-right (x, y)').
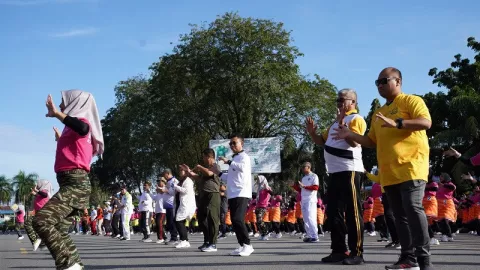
top-left (181, 148), bottom-right (221, 252)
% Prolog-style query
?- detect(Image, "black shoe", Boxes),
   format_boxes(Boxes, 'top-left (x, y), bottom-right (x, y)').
top-left (198, 243), bottom-right (209, 250)
top-left (385, 255), bottom-right (419, 270)
top-left (302, 237), bottom-right (312, 242)
top-left (321, 252), bottom-right (349, 263)
top-left (343, 256), bottom-right (365, 265)
top-left (417, 256), bottom-right (434, 270)
top-left (385, 241), bottom-right (399, 248)
top-left (378, 237), bottom-right (389, 242)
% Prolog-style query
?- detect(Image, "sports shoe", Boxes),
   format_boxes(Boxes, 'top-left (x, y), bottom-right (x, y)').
top-left (343, 255), bottom-right (365, 265)
top-left (417, 256), bottom-right (434, 270)
top-left (65, 263), bottom-right (82, 270)
top-left (440, 235), bottom-right (448, 242)
top-left (156, 239), bottom-right (165, 244)
top-left (385, 242), bottom-right (399, 248)
top-left (253, 233), bottom-right (259, 237)
top-left (39, 245), bottom-right (48, 251)
top-left (175, 240), bottom-right (190, 248)
top-left (198, 243), bottom-right (209, 250)
top-left (142, 238), bottom-right (152, 243)
top-left (385, 255), bottom-right (420, 270)
top-left (274, 233), bottom-right (282, 238)
top-left (201, 244), bottom-right (217, 252)
top-left (367, 231), bottom-right (377, 236)
top-left (378, 237), bottom-right (389, 242)
top-left (33, 239), bottom-right (42, 251)
top-left (321, 252), bottom-right (349, 263)
top-left (239, 244), bottom-right (254, 256)
top-left (218, 234), bottom-right (227, 240)
top-left (230, 245), bottom-right (243, 256)
top-left (429, 238), bottom-right (440, 245)
top-left (248, 232), bottom-right (253, 236)
top-left (18, 236), bottom-right (24, 240)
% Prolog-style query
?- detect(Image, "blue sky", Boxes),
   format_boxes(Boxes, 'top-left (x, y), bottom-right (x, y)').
top-left (0, 0), bottom-right (479, 192)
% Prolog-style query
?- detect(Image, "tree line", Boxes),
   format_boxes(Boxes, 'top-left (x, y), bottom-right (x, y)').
top-left (0, 171), bottom-right (39, 206)
top-left (90, 12), bottom-right (480, 199)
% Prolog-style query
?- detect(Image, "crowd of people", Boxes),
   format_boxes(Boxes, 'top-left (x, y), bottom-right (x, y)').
top-left (10, 66), bottom-right (480, 270)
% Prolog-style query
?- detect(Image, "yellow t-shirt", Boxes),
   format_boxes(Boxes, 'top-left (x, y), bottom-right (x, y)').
top-left (322, 109), bottom-right (366, 140)
top-left (368, 93), bottom-right (431, 187)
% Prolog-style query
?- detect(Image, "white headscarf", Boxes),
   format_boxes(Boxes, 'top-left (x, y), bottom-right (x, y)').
top-left (61, 90), bottom-right (104, 156)
top-left (257, 175), bottom-right (270, 193)
top-left (36, 179), bottom-right (53, 198)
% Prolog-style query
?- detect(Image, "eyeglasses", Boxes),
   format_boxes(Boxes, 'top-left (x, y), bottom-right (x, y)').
top-left (336, 98), bottom-right (353, 103)
top-left (375, 77), bottom-right (398, 87)
top-left (229, 141), bottom-right (238, 146)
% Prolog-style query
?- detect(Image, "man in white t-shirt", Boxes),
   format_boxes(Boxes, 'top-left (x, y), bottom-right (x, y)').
top-left (297, 162), bottom-right (319, 243)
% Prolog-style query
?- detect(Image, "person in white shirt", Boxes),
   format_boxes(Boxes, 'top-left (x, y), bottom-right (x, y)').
top-left (153, 178), bottom-right (167, 244)
top-left (161, 169), bottom-right (179, 244)
top-left (103, 202), bottom-right (112, 236)
top-left (119, 184), bottom-right (133, 241)
top-left (138, 181), bottom-right (154, 242)
top-left (212, 134), bottom-right (254, 257)
top-left (297, 162), bottom-right (320, 242)
top-left (306, 88), bottom-right (366, 265)
top-left (90, 206), bottom-right (97, 235)
top-left (173, 168), bottom-right (197, 249)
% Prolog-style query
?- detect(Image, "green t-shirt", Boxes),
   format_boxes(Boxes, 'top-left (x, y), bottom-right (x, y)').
top-left (198, 165), bottom-right (221, 194)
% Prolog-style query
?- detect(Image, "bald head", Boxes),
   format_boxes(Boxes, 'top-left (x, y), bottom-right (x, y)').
top-left (376, 67), bottom-right (403, 101)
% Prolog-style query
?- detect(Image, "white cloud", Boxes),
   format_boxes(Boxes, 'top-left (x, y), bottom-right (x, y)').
top-left (49, 27), bottom-right (98, 38)
top-left (0, 123), bottom-right (59, 192)
top-left (0, 0), bottom-right (97, 6)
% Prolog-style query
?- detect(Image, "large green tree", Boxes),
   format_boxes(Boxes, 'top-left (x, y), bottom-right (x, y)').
top-left (362, 98), bottom-right (381, 173)
top-left (0, 175), bottom-right (13, 205)
top-left (12, 170), bottom-right (38, 206)
top-left (425, 36), bottom-right (480, 195)
top-left (93, 12), bottom-right (337, 190)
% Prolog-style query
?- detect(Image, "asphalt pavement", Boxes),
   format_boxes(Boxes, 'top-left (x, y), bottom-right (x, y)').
top-left (1, 232), bottom-right (479, 269)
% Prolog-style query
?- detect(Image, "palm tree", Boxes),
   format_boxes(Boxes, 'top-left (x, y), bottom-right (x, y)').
top-left (12, 170), bottom-right (38, 205)
top-left (0, 175), bottom-right (13, 205)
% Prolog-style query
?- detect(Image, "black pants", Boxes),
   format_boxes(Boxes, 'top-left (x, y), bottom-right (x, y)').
top-left (103, 219), bottom-right (111, 234)
top-left (326, 171), bottom-right (364, 257)
top-left (140, 211), bottom-right (151, 239)
top-left (220, 207), bottom-right (227, 235)
top-left (295, 218), bottom-right (305, 233)
top-left (439, 219), bottom-right (452, 237)
top-left (365, 222), bottom-right (375, 233)
top-left (375, 215), bottom-right (388, 239)
top-left (166, 208), bottom-right (178, 241)
top-left (318, 224), bottom-right (324, 235)
top-left (198, 192), bottom-right (221, 245)
top-left (111, 215), bottom-right (120, 236)
top-left (175, 219), bottom-right (188, 241)
top-left (272, 222), bottom-right (280, 234)
top-left (382, 193), bottom-right (398, 243)
top-left (228, 197), bottom-right (250, 246)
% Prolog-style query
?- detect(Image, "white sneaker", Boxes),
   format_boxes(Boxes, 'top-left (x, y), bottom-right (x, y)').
top-left (33, 239), bottom-right (42, 251)
top-left (274, 233), bottom-right (282, 239)
top-left (65, 263), bottom-right (82, 270)
top-left (142, 238), bottom-right (152, 243)
top-left (230, 246), bottom-right (243, 256)
top-left (318, 233), bottom-right (325, 237)
top-left (18, 236), bottom-right (24, 240)
top-left (248, 232), bottom-right (253, 236)
top-left (239, 244), bottom-right (254, 256)
top-left (440, 235), bottom-right (448, 242)
top-left (175, 240), bottom-right (190, 248)
top-left (429, 238), bottom-right (440, 245)
top-left (367, 231), bottom-right (377, 236)
top-left (253, 233), bottom-right (259, 237)
top-left (156, 239), bottom-right (165, 244)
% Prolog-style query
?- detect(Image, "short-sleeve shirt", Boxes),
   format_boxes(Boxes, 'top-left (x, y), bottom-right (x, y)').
top-left (368, 93), bottom-right (431, 187)
top-left (198, 164), bottom-right (221, 194)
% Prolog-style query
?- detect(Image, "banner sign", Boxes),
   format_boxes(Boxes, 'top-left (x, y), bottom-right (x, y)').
top-left (209, 137), bottom-right (281, 173)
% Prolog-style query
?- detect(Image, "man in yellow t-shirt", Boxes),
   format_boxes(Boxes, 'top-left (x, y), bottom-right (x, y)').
top-left (332, 67), bottom-right (433, 270)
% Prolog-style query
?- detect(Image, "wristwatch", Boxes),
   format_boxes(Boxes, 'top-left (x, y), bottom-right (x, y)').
top-left (395, 118), bottom-right (404, 129)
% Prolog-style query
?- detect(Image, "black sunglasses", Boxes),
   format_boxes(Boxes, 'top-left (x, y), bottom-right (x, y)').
top-left (336, 98), bottom-right (353, 103)
top-left (375, 77), bottom-right (397, 87)
top-left (229, 141), bottom-right (237, 146)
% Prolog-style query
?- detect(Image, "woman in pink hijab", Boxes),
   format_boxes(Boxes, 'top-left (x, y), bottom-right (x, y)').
top-left (33, 90), bottom-right (104, 270)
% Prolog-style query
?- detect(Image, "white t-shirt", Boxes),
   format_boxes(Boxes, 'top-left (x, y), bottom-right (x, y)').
top-left (301, 172), bottom-right (319, 203)
top-left (153, 193), bottom-right (167, 214)
top-left (220, 151), bottom-right (252, 199)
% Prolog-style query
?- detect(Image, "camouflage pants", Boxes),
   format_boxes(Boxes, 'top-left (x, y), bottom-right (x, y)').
top-left (25, 216), bottom-right (38, 244)
top-left (33, 169), bottom-right (91, 270)
top-left (256, 207), bottom-right (268, 237)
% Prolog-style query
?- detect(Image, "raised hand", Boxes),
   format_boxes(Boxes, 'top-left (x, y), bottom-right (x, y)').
top-left (331, 125), bottom-right (351, 140)
top-left (53, 126), bottom-right (61, 141)
top-left (45, 94), bottom-right (58, 118)
top-left (305, 117), bottom-right (317, 135)
top-left (336, 107), bottom-right (346, 126)
top-left (375, 112), bottom-right (396, 128)
top-left (443, 147), bottom-right (461, 158)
